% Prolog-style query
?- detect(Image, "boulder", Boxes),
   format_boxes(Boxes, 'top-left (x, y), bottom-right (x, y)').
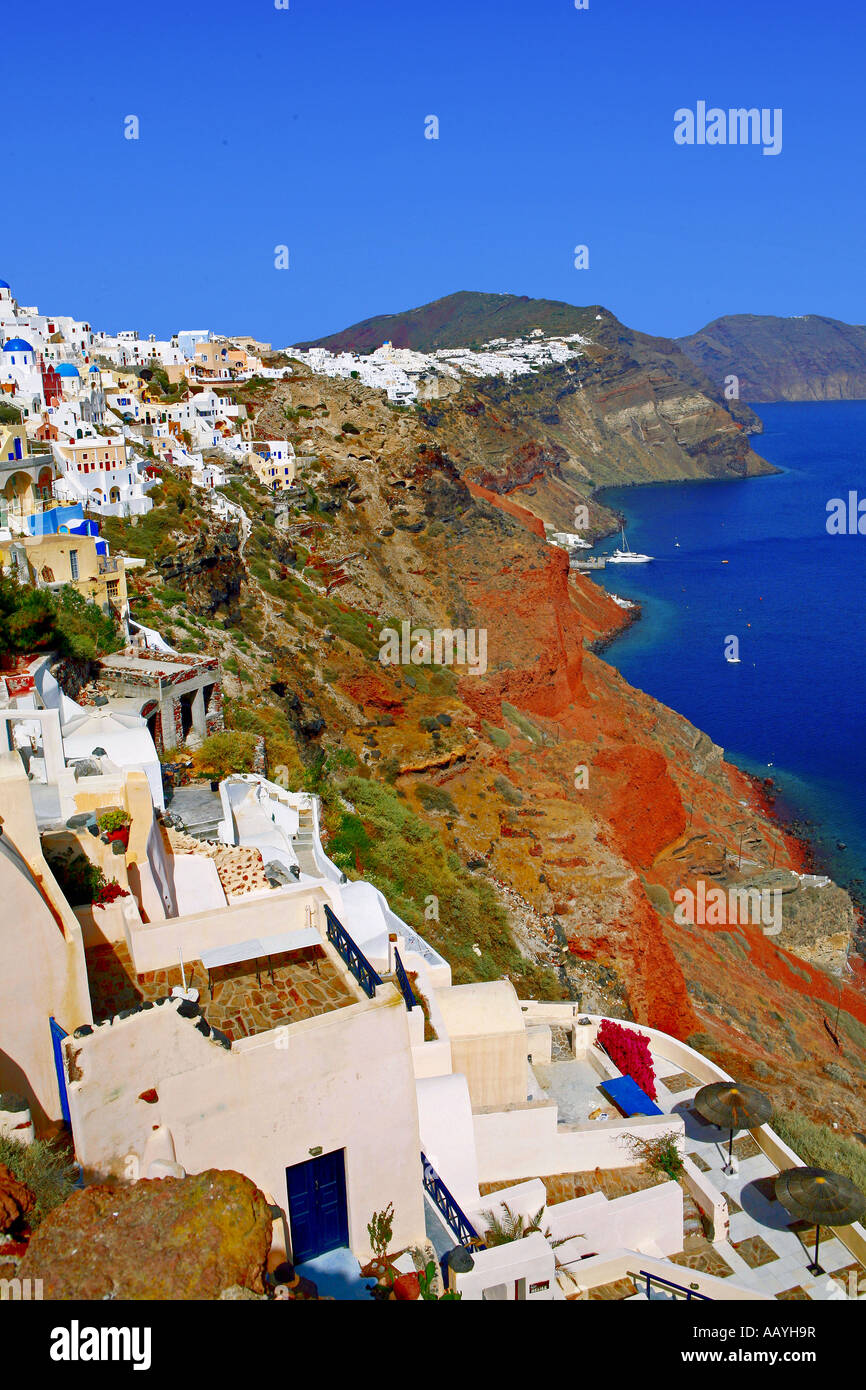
top-left (0, 1164), bottom-right (35, 1234)
top-left (19, 1170), bottom-right (271, 1300)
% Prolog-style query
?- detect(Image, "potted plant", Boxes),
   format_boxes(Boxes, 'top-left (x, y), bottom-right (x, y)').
top-left (97, 807), bottom-right (131, 849)
top-left (45, 848), bottom-right (129, 910)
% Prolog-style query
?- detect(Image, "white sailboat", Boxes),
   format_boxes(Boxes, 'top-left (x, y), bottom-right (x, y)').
top-left (607, 526), bottom-right (653, 564)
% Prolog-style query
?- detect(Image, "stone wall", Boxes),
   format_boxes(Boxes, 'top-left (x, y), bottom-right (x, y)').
top-left (205, 682), bottom-right (224, 736)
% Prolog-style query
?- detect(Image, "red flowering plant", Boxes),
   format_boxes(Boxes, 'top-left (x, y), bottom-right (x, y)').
top-left (596, 1018), bottom-right (657, 1100)
top-left (45, 848), bottom-right (130, 909)
top-left (94, 879), bottom-right (130, 907)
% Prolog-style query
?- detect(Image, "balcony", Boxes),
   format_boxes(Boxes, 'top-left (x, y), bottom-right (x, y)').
top-left (98, 556), bottom-right (120, 575)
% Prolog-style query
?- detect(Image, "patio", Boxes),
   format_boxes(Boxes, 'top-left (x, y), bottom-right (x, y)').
top-left (650, 1051), bottom-right (863, 1300)
top-left (86, 939), bottom-right (356, 1040)
top-left (533, 1056), bottom-right (618, 1125)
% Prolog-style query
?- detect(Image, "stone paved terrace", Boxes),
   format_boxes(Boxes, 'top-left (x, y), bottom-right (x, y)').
top-left (646, 1049), bottom-right (866, 1300)
top-left (508, 1025), bottom-right (866, 1300)
top-left (86, 939), bottom-right (356, 1041)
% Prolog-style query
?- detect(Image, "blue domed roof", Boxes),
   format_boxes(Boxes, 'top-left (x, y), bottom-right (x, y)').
top-left (0, 280), bottom-right (10, 290)
top-left (3, 337), bottom-right (33, 352)
top-left (57, 363), bottom-right (80, 376)
top-left (88, 364), bottom-right (100, 373)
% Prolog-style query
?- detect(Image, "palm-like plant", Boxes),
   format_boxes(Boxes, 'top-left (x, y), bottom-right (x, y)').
top-left (479, 1201), bottom-right (579, 1249)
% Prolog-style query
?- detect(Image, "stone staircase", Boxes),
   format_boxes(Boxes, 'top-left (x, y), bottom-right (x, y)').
top-left (292, 807), bottom-right (321, 877)
top-left (168, 786), bottom-right (224, 843)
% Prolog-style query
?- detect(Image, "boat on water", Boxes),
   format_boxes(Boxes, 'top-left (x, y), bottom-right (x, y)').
top-left (607, 526), bottom-right (653, 564)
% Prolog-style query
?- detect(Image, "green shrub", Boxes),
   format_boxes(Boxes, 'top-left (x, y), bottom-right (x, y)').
top-left (645, 882), bottom-right (674, 917)
top-left (0, 575), bottom-right (122, 660)
top-left (818, 1002), bottom-right (866, 1050)
top-left (771, 1111), bottom-right (866, 1190)
top-left (192, 730), bottom-right (260, 780)
top-left (0, 1134), bottom-right (78, 1228)
top-left (493, 774), bottom-right (523, 806)
top-left (501, 702), bottom-right (544, 745)
top-left (326, 812), bottom-right (373, 871)
top-left (482, 720), bottom-right (510, 750)
top-left (415, 784), bottom-right (457, 816)
top-left (155, 586), bottom-right (187, 607)
top-left (824, 1062), bottom-right (853, 1085)
top-left (620, 1129), bottom-right (684, 1180)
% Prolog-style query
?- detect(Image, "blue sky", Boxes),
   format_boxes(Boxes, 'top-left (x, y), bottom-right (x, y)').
top-left (4, 0), bottom-right (864, 344)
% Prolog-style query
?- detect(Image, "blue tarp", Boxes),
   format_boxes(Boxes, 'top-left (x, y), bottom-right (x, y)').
top-left (600, 1075), bottom-right (663, 1117)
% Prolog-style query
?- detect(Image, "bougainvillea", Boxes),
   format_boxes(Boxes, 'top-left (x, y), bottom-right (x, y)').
top-left (94, 879), bottom-right (130, 907)
top-left (597, 1018), bottom-right (657, 1100)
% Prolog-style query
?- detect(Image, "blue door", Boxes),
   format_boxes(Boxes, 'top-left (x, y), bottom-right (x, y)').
top-left (286, 1150), bottom-right (349, 1263)
top-left (49, 1017), bottom-right (70, 1125)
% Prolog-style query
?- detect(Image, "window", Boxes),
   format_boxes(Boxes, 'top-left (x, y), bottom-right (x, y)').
top-left (69, 550), bottom-right (79, 580)
top-left (106, 580), bottom-right (119, 597)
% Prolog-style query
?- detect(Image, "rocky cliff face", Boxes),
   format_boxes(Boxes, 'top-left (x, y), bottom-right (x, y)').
top-left (116, 355), bottom-right (866, 1147)
top-left (678, 314), bottom-right (866, 401)
top-left (156, 524), bottom-right (245, 617)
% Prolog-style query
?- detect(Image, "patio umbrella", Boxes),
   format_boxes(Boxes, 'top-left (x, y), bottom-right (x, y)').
top-left (693, 1081), bottom-right (772, 1173)
top-left (775, 1167), bottom-right (866, 1276)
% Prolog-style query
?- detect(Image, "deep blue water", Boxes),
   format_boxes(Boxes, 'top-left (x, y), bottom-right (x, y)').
top-left (591, 401), bottom-right (866, 899)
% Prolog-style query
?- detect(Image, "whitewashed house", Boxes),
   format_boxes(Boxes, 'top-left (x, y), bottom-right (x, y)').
top-left (52, 432), bottom-right (153, 517)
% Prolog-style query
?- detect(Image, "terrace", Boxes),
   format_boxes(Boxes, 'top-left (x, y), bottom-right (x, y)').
top-left (500, 1008), bottom-right (866, 1301)
top-left (86, 937), bottom-right (357, 1041)
top-left (660, 1062), bottom-right (865, 1300)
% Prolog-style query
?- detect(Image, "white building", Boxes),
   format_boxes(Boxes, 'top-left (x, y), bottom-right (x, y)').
top-left (52, 433), bottom-right (153, 517)
top-left (0, 337), bottom-right (45, 417)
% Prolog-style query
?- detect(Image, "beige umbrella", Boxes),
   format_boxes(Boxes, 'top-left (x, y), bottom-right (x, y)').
top-left (693, 1081), bottom-right (772, 1173)
top-left (775, 1167), bottom-right (866, 1275)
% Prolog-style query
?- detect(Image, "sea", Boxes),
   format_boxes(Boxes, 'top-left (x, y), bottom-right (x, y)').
top-left (590, 401), bottom-right (866, 908)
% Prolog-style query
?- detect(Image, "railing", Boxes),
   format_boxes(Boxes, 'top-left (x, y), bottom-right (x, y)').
top-left (98, 556), bottom-right (120, 574)
top-left (421, 1152), bottom-right (486, 1250)
top-left (393, 947), bottom-right (417, 1011)
top-left (634, 1269), bottom-right (712, 1301)
top-left (323, 904), bottom-right (382, 999)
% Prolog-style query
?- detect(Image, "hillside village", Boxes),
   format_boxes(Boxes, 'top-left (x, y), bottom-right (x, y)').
top-left (1, 275), bottom-right (866, 1303)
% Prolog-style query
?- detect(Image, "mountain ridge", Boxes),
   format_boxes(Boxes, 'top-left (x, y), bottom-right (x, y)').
top-left (297, 290), bottom-right (866, 405)
top-left (294, 289), bottom-right (604, 353)
top-left (678, 313), bottom-right (866, 401)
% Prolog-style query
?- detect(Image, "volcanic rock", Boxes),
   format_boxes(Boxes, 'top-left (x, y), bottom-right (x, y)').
top-left (19, 1170), bottom-right (271, 1300)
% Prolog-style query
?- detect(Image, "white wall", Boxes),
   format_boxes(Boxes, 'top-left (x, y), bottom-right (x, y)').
top-left (66, 988), bottom-right (426, 1261)
top-left (473, 1100), bottom-right (686, 1182)
top-left (550, 1179), bottom-right (684, 1262)
top-left (416, 1072), bottom-right (480, 1212)
top-left (453, 1231), bottom-right (557, 1301)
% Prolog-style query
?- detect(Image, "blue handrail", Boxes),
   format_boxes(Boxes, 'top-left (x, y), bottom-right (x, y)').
top-left (421, 1151), bottom-right (486, 1250)
top-left (393, 947), bottom-right (417, 1011)
top-left (636, 1269), bottom-right (712, 1301)
top-left (324, 904), bottom-right (383, 999)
